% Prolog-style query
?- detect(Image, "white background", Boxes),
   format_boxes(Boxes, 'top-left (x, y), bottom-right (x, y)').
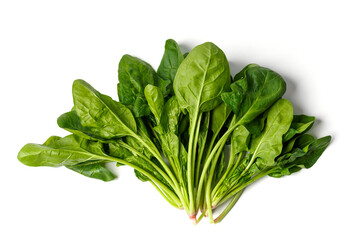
top-left (1, 0), bottom-right (359, 239)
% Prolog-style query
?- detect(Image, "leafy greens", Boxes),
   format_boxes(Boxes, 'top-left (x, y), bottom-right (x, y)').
top-left (17, 39), bottom-right (331, 224)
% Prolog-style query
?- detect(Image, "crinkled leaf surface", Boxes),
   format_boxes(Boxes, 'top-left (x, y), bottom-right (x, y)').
top-left (118, 54), bottom-right (170, 117)
top-left (72, 79), bottom-right (137, 139)
top-left (222, 65), bottom-right (286, 124)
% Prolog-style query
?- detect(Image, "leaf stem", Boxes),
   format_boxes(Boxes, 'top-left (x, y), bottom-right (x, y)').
top-left (149, 181), bottom-right (182, 209)
top-left (196, 117), bottom-right (240, 213)
top-left (106, 155), bottom-right (182, 207)
top-left (205, 138), bottom-right (227, 222)
top-left (213, 167), bottom-right (274, 207)
top-left (211, 150), bottom-right (244, 199)
top-left (186, 112), bottom-right (200, 217)
top-left (214, 189), bottom-right (244, 224)
top-left (131, 134), bottom-right (188, 212)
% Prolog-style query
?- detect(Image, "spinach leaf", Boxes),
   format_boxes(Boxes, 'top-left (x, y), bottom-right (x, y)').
top-left (160, 96), bottom-right (181, 134)
top-left (283, 114), bottom-right (315, 142)
top-left (66, 162), bottom-right (116, 182)
top-left (222, 65), bottom-right (286, 124)
top-left (174, 42), bottom-right (231, 115)
top-left (210, 99), bottom-right (293, 208)
top-left (233, 64), bottom-right (259, 81)
top-left (232, 125), bottom-right (250, 154)
top-left (282, 134), bottom-right (315, 154)
top-left (17, 134), bottom-right (110, 167)
top-left (157, 39), bottom-right (184, 83)
top-left (144, 84), bottom-right (164, 125)
top-left (117, 54), bottom-right (170, 117)
top-left (210, 102), bottom-right (232, 137)
top-left (57, 110), bottom-right (100, 141)
top-left (174, 42), bottom-right (231, 217)
top-left (270, 136), bottom-right (331, 177)
top-left (248, 99), bottom-right (293, 169)
top-left (73, 79), bottom-right (137, 139)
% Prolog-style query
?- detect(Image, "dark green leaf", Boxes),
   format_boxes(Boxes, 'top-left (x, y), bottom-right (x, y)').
top-left (117, 54), bottom-right (170, 117)
top-left (210, 102), bottom-right (232, 135)
top-left (222, 65), bottom-right (286, 124)
top-left (270, 136), bottom-right (331, 178)
top-left (283, 115), bottom-right (315, 142)
top-left (66, 162), bottom-right (116, 182)
top-left (157, 39), bottom-right (184, 82)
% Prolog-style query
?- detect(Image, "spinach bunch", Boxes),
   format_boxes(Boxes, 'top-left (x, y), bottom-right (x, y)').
top-left (18, 39), bottom-right (331, 224)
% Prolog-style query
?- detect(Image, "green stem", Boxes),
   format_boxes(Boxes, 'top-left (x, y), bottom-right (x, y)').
top-left (149, 181), bottom-right (181, 209)
top-left (214, 189), bottom-right (244, 224)
top-left (195, 129), bottom-right (217, 212)
top-left (193, 113), bottom-right (203, 187)
top-left (186, 112), bottom-right (199, 217)
top-left (211, 151), bottom-right (244, 199)
top-left (117, 141), bottom-right (177, 191)
top-left (214, 167), bottom-right (275, 207)
top-left (106, 155), bottom-right (182, 207)
top-left (210, 140), bottom-right (235, 199)
top-left (132, 134), bottom-right (187, 211)
top-left (205, 139), bottom-right (227, 222)
top-left (195, 112), bottom-right (209, 188)
top-left (196, 117), bottom-right (240, 213)
top-left (196, 210), bottom-right (206, 223)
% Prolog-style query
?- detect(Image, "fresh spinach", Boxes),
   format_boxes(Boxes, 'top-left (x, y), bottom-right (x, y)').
top-left (17, 39), bottom-right (331, 224)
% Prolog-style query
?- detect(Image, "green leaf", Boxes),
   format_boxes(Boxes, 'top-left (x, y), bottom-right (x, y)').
top-left (42, 136), bottom-right (62, 145)
top-left (282, 134), bottom-right (315, 154)
top-left (249, 99), bottom-right (293, 168)
top-left (210, 102), bottom-right (232, 135)
top-left (174, 42), bottom-right (231, 115)
top-left (283, 114), bottom-right (315, 142)
top-left (233, 64), bottom-right (259, 82)
top-left (72, 79), bottom-right (137, 139)
top-left (222, 65), bottom-right (287, 124)
top-left (117, 54), bottom-right (170, 117)
top-left (295, 136), bottom-right (331, 168)
top-left (144, 84), bottom-right (164, 125)
top-left (66, 162), bottom-right (116, 182)
top-left (17, 135), bottom-right (110, 167)
top-left (57, 110), bottom-right (100, 140)
top-left (231, 125), bottom-right (250, 154)
top-left (134, 169), bottom-right (149, 182)
top-left (270, 136), bottom-right (331, 177)
top-left (160, 96), bottom-right (181, 134)
top-left (157, 39), bottom-right (184, 82)
top-left (244, 111), bottom-right (267, 137)
top-left (106, 141), bottom-right (133, 159)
